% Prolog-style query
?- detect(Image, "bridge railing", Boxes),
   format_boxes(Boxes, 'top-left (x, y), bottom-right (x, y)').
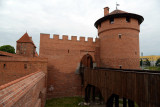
top-left (84, 67), bottom-right (160, 107)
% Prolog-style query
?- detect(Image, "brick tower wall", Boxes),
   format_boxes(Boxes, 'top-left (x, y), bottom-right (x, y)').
top-left (98, 17), bottom-right (140, 69)
top-left (39, 33), bottom-right (99, 98)
top-left (16, 42), bottom-right (36, 57)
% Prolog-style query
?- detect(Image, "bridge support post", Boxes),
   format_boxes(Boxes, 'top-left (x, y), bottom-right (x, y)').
top-left (123, 98), bottom-right (127, 107)
top-left (92, 86), bottom-right (95, 102)
top-left (85, 85), bottom-right (91, 103)
top-left (106, 94), bottom-right (114, 107)
top-left (85, 85), bottom-right (89, 103)
top-left (115, 95), bottom-right (119, 107)
top-left (128, 99), bottom-right (134, 107)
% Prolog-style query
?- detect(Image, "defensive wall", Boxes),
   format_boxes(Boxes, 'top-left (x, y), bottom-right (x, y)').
top-left (39, 33), bottom-right (100, 98)
top-left (0, 71), bottom-right (47, 107)
top-left (0, 55), bottom-right (47, 85)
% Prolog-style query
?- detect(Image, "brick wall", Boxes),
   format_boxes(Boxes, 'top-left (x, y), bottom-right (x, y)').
top-left (16, 42), bottom-right (36, 57)
top-left (39, 34), bottom-right (99, 98)
top-left (0, 56), bottom-right (47, 85)
top-left (0, 71), bottom-right (46, 107)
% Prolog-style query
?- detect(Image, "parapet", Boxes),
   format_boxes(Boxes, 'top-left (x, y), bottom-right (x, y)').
top-left (40, 33), bottom-right (99, 43)
top-left (0, 71), bottom-right (46, 107)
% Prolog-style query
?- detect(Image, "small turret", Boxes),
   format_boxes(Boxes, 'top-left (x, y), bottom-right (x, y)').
top-left (16, 32), bottom-right (36, 57)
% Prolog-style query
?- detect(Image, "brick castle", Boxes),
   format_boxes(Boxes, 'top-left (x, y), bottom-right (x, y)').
top-left (0, 6), bottom-right (143, 106)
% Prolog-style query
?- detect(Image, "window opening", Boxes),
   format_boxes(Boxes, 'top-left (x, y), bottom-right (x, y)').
top-left (119, 34), bottom-right (122, 39)
top-left (24, 64), bottom-right (27, 69)
top-left (126, 17), bottom-right (130, 22)
top-left (110, 18), bottom-right (114, 24)
top-left (3, 64), bottom-right (6, 68)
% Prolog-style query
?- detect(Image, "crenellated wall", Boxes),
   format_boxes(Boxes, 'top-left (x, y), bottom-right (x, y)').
top-left (39, 33), bottom-right (100, 98)
top-left (0, 71), bottom-right (46, 107)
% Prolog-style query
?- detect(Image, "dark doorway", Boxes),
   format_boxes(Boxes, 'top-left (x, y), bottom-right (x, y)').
top-left (80, 54), bottom-right (93, 86)
top-left (80, 54), bottom-right (93, 68)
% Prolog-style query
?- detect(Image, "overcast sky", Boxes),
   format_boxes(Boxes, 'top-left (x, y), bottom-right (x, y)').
top-left (0, 0), bottom-right (160, 56)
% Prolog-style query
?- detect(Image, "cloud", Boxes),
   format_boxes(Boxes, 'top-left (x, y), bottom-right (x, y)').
top-left (0, 0), bottom-right (160, 55)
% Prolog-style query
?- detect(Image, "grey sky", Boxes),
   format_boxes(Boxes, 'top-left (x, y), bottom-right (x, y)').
top-left (0, 0), bottom-right (160, 56)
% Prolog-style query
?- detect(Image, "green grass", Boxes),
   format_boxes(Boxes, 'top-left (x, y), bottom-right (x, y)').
top-left (45, 97), bottom-right (139, 107)
top-left (45, 97), bottom-right (86, 107)
top-left (144, 66), bottom-right (160, 71)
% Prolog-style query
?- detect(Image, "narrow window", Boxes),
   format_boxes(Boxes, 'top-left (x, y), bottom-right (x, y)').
top-left (3, 64), bottom-right (6, 69)
top-left (99, 23), bottom-right (101, 28)
top-left (110, 18), bottom-right (114, 24)
top-left (24, 64), bottom-right (27, 69)
top-left (118, 34), bottom-right (122, 39)
top-left (126, 17), bottom-right (130, 22)
top-left (135, 51), bottom-right (137, 55)
top-left (119, 65), bottom-right (122, 69)
top-left (68, 49), bottom-right (69, 53)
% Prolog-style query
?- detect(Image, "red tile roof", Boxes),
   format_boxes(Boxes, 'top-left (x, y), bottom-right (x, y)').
top-left (94, 9), bottom-right (144, 28)
top-left (0, 51), bottom-right (21, 57)
top-left (17, 32), bottom-right (36, 47)
top-left (109, 9), bottom-right (128, 15)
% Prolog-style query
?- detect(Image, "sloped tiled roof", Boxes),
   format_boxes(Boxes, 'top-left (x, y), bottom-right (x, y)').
top-left (94, 9), bottom-right (144, 28)
top-left (0, 51), bottom-right (21, 57)
top-left (17, 32), bottom-right (36, 47)
top-left (109, 9), bottom-right (128, 15)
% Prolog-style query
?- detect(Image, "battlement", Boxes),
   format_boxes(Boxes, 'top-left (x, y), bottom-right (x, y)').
top-left (40, 33), bottom-right (99, 43)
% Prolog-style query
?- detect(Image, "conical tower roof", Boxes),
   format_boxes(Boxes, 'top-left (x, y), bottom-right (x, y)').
top-left (17, 32), bottom-right (36, 47)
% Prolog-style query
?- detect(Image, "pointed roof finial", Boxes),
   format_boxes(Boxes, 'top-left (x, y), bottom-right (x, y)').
top-left (116, 2), bottom-right (120, 10)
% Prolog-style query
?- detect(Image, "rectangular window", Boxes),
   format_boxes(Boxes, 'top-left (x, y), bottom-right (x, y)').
top-left (118, 34), bottom-right (122, 39)
top-left (3, 64), bottom-right (6, 69)
top-left (24, 64), bottom-right (27, 69)
top-left (110, 18), bottom-right (114, 24)
top-left (126, 17), bottom-right (130, 22)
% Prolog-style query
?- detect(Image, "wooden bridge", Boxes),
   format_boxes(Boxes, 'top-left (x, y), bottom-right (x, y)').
top-left (83, 67), bottom-right (160, 107)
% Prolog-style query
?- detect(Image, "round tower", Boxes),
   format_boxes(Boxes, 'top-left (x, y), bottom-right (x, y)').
top-left (95, 7), bottom-right (144, 69)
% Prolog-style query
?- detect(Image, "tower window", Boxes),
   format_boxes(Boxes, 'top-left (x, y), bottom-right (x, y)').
top-left (68, 49), bottom-right (70, 53)
top-left (118, 34), bottom-right (122, 39)
top-left (126, 17), bottom-right (130, 22)
top-left (99, 23), bottom-right (101, 28)
top-left (110, 18), bottom-right (114, 24)
top-left (3, 64), bottom-right (6, 69)
top-left (24, 64), bottom-right (27, 69)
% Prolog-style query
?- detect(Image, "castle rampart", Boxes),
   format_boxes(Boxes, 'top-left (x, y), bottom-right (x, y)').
top-left (0, 56), bottom-right (47, 85)
top-left (0, 71), bottom-right (46, 107)
top-left (40, 33), bottom-right (100, 98)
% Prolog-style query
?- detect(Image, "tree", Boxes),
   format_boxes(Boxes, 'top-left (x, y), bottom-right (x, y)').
top-left (140, 59), bottom-right (142, 66)
top-left (145, 59), bottom-right (150, 66)
top-left (156, 58), bottom-right (160, 66)
top-left (0, 45), bottom-right (15, 54)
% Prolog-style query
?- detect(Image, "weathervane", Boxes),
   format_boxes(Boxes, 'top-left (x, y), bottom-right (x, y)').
top-left (116, 2), bottom-right (120, 10)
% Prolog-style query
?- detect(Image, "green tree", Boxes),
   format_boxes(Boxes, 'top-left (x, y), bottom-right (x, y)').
top-left (145, 59), bottom-right (150, 66)
top-left (0, 45), bottom-right (15, 54)
top-left (140, 59), bottom-right (142, 66)
top-left (156, 58), bottom-right (160, 66)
